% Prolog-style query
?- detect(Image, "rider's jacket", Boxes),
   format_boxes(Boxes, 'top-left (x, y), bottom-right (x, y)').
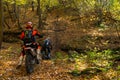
top-left (20, 29), bottom-right (42, 44)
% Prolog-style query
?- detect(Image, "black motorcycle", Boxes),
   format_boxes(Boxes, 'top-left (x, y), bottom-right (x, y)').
top-left (24, 43), bottom-right (38, 74)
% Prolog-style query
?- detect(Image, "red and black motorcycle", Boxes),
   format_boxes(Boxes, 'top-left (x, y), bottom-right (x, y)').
top-left (24, 43), bottom-right (39, 74)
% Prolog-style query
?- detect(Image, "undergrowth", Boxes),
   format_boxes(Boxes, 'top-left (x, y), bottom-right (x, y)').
top-left (69, 48), bottom-right (120, 79)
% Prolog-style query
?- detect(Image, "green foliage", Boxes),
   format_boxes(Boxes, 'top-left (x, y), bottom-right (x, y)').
top-left (117, 65), bottom-right (120, 70)
top-left (4, 0), bottom-right (14, 4)
top-left (70, 69), bottom-right (80, 76)
top-left (86, 49), bottom-right (113, 67)
top-left (70, 49), bottom-right (117, 77)
top-left (16, 0), bottom-right (27, 5)
top-left (40, 0), bottom-right (59, 12)
top-left (109, 0), bottom-right (120, 20)
top-left (4, 0), bottom-right (27, 5)
top-left (55, 52), bottom-right (63, 59)
top-left (71, 52), bottom-right (79, 58)
top-left (49, 0), bottom-right (59, 7)
top-left (102, 49), bottom-right (113, 56)
top-left (3, 0), bottom-right (120, 21)
top-left (99, 23), bottom-right (108, 29)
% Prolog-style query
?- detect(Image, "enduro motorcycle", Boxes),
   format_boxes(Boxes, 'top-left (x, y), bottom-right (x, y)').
top-left (24, 43), bottom-right (38, 74)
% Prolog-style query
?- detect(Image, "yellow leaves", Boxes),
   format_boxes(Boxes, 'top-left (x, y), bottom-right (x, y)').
top-left (95, 60), bottom-right (109, 67)
top-left (41, 0), bottom-right (59, 8)
top-left (1, 43), bottom-right (120, 79)
top-left (90, 76), bottom-right (101, 80)
top-left (73, 57), bottom-right (88, 72)
top-left (103, 10), bottom-right (107, 16)
top-left (4, 0), bottom-right (27, 5)
top-left (102, 40), bottom-right (109, 45)
top-left (105, 69), bottom-right (117, 79)
top-left (109, 0), bottom-right (120, 20)
top-left (89, 15), bottom-right (96, 22)
top-left (8, 46), bottom-right (12, 51)
top-left (4, 0), bottom-right (14, 4)
top-left (90, 18), bottom-right (93, 21)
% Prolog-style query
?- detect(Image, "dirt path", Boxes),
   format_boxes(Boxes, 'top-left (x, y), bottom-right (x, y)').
top-left (0, 42), bottom-right (84, 80)
top-left (1, 42), bottom-right (120, 80)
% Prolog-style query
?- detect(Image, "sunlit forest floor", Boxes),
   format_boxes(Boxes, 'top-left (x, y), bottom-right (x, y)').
top-left (0, 42), bottom-right (120, 80)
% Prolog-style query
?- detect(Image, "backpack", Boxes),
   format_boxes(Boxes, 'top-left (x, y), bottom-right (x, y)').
top-left (24, 30), bottom-right (33, 43)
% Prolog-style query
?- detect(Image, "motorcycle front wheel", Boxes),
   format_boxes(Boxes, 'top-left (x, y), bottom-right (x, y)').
top-left (25, 51), bottom-right (35, 74)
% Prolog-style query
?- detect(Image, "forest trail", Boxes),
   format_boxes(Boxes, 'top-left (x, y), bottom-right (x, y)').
top-left (0, 42), bottom-right (87, 80)
top-left (1, 40), bottom-right (120, 80)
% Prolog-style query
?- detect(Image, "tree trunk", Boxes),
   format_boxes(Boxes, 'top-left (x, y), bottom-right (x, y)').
top-left (37, 0), bottom-right (42, 30)
top-left (31, 1), bottom-right (34, 11)
top-left (13, 0), bottom-right (21, 29)
top-left (4, 19), bottom-right (10, 29)
top-left (5, 2), bottom-right (14, 22)
top-left (17, 6), bottom-right (21, 29)
top-left (13, 0), bottom-right (17, 20)
top-left (94, 0), bottom-right (103, 26)
top-left (23, 4), bottom-right (28, 20)
top-left (0, 0), bottom-right (3, 49)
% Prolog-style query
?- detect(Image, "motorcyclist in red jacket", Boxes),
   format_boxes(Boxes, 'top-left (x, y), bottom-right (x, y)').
top-left (16, 22), bottom-right (43, 69)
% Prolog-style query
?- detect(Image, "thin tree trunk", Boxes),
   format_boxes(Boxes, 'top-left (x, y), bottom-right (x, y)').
top-left (13, 0), bottom-right (21, 29)
top-left (0, 0), bottom-right (3, 49)
top-left (5, 2), bottom-right (14, 22)
top-left (13, 0), bottom-right (17, 20)
top-left (31, 1), bottom-right (34, 11)
top-left (94, 0), bottom-right (103, 26)
top-left (17, 6), bottom-right (21, 29)
top-left (115, 22), bottom-right (120, 39)
top-left (23, 4), bottom-right (28, 20)
top-left (4, 19), bottom-right (10, 29)
top-left (37, 0), bottom-right (42, 29)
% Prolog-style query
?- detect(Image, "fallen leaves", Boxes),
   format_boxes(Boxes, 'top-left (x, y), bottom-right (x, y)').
top-left (0, 42), bottom-right (120, 80)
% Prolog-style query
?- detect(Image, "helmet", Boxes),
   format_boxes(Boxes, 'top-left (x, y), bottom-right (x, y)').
top-left (26, 22), bottom-right (33, 29)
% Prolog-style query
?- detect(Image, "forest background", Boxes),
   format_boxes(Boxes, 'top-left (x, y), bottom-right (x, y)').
top-left (0, 0), bottom-right (120, 80)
